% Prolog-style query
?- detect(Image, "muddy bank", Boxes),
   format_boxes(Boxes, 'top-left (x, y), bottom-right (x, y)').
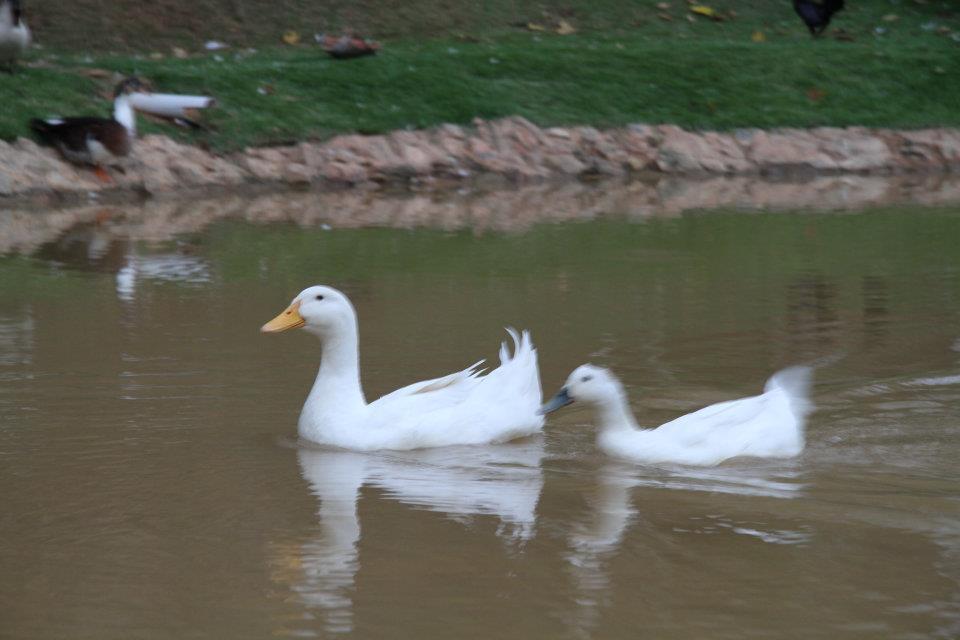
top-left (3, 173), bottom-right (959, 255)
top-left (2, 118), bottom-right (960, 202)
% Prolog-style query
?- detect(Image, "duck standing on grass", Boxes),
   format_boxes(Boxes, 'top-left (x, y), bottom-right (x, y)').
top-left (793, 0), bottom-right (845, 37)
top-left (540, 365), bottom-right (812, 466)
top-left (261, 285), bottom-right (544, 450)
top-left (29, 77), bottom-right (149, 182)
top-left (0, 0), bottom-right (30, 71)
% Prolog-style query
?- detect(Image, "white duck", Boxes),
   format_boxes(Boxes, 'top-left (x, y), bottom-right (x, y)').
top-left (540, 365), bottom-right (812, 466)
top-left (261, 285), bottom-right (544, 450)
top-left (0, 0), bottom-right (30, 71)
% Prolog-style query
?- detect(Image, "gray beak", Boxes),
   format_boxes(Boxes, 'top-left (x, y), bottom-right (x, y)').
top-left (538, 387), bottom-right (573, 415)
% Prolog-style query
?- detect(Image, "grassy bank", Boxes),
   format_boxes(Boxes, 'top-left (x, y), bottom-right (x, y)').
top-left (3, 0), bottom-right (958, 152)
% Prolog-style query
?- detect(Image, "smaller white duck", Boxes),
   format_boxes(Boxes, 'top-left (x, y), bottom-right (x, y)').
top-left (0, 0), bottom-right (30, 71)
top-left (261, 285), bottom-right (544, 450)
top-left (540, 365), bottom-right (812, 466)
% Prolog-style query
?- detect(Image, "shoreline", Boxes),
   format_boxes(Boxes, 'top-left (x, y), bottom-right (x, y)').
top-left (3, 173), bottom-right (960, 256)
top-left (2, 117), bottom-right (960, 203)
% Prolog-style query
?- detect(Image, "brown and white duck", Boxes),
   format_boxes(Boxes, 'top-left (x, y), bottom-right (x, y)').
top-left (0, 0), bottom-right (30, 71)
top-left (29, 77), bottom-right (149, 182)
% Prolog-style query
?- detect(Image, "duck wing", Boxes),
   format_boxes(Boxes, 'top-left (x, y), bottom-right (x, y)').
top-left (30, 117), bottom-right (131, 159)
top-left (363, 330), bottom-right (543, 449)
top-left (630, 366), bottom-right (812, 465)
top-left (371, 359), bottom-right (486, 407)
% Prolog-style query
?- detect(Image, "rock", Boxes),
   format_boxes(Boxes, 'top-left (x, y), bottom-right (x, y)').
top-left (747, 130), bottom-right (838, 173)
top-left (897, 130), bottom-right (960, 167)
top-left (281, 163), bottom-right (313, 185)
top-left (812, 128), bottom-right (893, 172)
top-left (543, 153), bottom-right (588, 175)
top-left (656, 126), bottom-right (751, 173)
top-left (322, 161), bottom-right (369, 184)
top-left (611, 128), bottom-right (658, 171)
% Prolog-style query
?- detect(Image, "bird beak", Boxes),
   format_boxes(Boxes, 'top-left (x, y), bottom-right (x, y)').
top-left (261, 300), bottom-right (305, 333)
top-left (538, 387), bottom-right (573, 415)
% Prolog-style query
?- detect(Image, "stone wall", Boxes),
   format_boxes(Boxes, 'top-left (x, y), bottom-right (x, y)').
top-left (2, 117), bottom-right (960, 201)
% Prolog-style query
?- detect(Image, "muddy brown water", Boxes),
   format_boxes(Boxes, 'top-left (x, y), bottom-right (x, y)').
top-left (1, 183), bottom-right (959, 639)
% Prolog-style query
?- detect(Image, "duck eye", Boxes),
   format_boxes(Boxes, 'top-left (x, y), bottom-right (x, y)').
top-left (315, 295), bottom-right (324, 301)
top-left (581, 375), bottom-right (593, 382)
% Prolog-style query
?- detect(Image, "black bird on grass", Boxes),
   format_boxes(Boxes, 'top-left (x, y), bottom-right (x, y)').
top-left (793, 0), bottom-right (845, 36)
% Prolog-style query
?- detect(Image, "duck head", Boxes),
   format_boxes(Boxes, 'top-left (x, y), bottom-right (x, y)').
top-left (539, 364), bottom-right (623, 414)
top-left (5, 0), bottom-right (24, 27)
top-left (261, 285), bottom-right (358, 339)
top-left (113, 76), bottom-right (151, 98)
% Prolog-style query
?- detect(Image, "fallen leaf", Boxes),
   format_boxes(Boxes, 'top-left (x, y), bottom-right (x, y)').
top-left (149, 52), bottom-right (164, 60)
top-left (658, 12), bottom-right (674, 21)
top-left (656, 2), bottom-right (670, 9)
top-left (936, 26), bottom-right (952, 35)
top-left (526, 22), bottom-right (547, 31)
top-left (882, 14), bottom-right (900, 22)
top-left (751, 30), bottom-right (766, 42)
top-left (556, 19), bottom-right (576, 35)
top-left (282, 30), bottom-right (301, 45)
top-left (690, 5), bottom-right (716, 17)
top-left (686, 14), bottom-right (696, 22)
top-left (806, 87), bottom-right (826, 102)
top-left (172, 47), bottom-right (189, 59)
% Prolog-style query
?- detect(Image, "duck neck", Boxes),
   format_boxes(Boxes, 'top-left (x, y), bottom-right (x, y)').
top-left (113, 95), bottom-right (136, 136)
top-left (305, 323), bottom-right (367, 415)
top-left (594, 389), bottom-right (640, 434)
top-left (0, 2), bottom-right (14, 27)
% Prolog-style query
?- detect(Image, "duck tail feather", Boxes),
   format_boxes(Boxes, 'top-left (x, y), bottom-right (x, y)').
top-left (29, 118), bottom-right (56, 140)
top-left (499, 327), bottom-right (521, 364)
top-left (766, 366), bottom-right (814, 417)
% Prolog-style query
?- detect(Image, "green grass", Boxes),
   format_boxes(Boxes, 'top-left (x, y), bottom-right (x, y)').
top-left (4, 0), bottom-right (959, 152)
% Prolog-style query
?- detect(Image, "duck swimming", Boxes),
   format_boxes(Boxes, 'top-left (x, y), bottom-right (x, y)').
top-left (541, 365), bottom-right (812, 466)
top-left (261, 285), bottom-right (544, 450)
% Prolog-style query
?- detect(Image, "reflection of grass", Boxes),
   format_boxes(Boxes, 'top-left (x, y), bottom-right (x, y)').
top-left (203, 210), bottom-right (960, 285)
top-left (3, 0), bottom-right (958, 151)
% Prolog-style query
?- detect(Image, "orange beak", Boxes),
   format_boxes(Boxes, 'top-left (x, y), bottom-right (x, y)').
top-left (261, 299), bottom-right (305, 333)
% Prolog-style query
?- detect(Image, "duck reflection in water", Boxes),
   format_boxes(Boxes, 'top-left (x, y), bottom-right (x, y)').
top-left (278, 440), bottom-right (544, 635)
top-left (564, 458), bottom-right (807, 636)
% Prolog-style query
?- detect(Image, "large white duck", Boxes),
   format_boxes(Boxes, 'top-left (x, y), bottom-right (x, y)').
top-left (261, 285), bottom-right (544, 450)
top-left (541, 365), bottom-right (812, 466)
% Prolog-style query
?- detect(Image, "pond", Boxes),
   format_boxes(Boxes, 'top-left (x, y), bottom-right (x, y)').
top-left (1, 178), bottom-right (959, 639)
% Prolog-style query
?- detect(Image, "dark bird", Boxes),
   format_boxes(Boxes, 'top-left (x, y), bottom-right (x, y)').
top-left (30, 77), bottom-right (149, 182)
top-left (316, 33), bottom-right (381, 59)
top-left (0, 0), bottom-right (31, 71)
top-left (793, 0), bottom-right (845, 36)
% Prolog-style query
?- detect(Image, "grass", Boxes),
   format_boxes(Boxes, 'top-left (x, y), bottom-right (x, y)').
top-left (3, 0), bottom-right (959, 152)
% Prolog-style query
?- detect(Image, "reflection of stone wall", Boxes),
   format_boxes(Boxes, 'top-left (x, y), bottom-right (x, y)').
top-left (2, 174), bottom-right (959, 256)
top-left (2, 118), bottom-right (960, 200)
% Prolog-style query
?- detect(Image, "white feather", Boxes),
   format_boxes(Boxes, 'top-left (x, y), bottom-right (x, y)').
top-left (551, 365), bottom-right (813, 466)
top-left (270, 285), bottom-right (544, 450)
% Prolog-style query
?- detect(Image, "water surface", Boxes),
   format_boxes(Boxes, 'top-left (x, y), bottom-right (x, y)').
top-left (1, 184), bottom-right (959, 639)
